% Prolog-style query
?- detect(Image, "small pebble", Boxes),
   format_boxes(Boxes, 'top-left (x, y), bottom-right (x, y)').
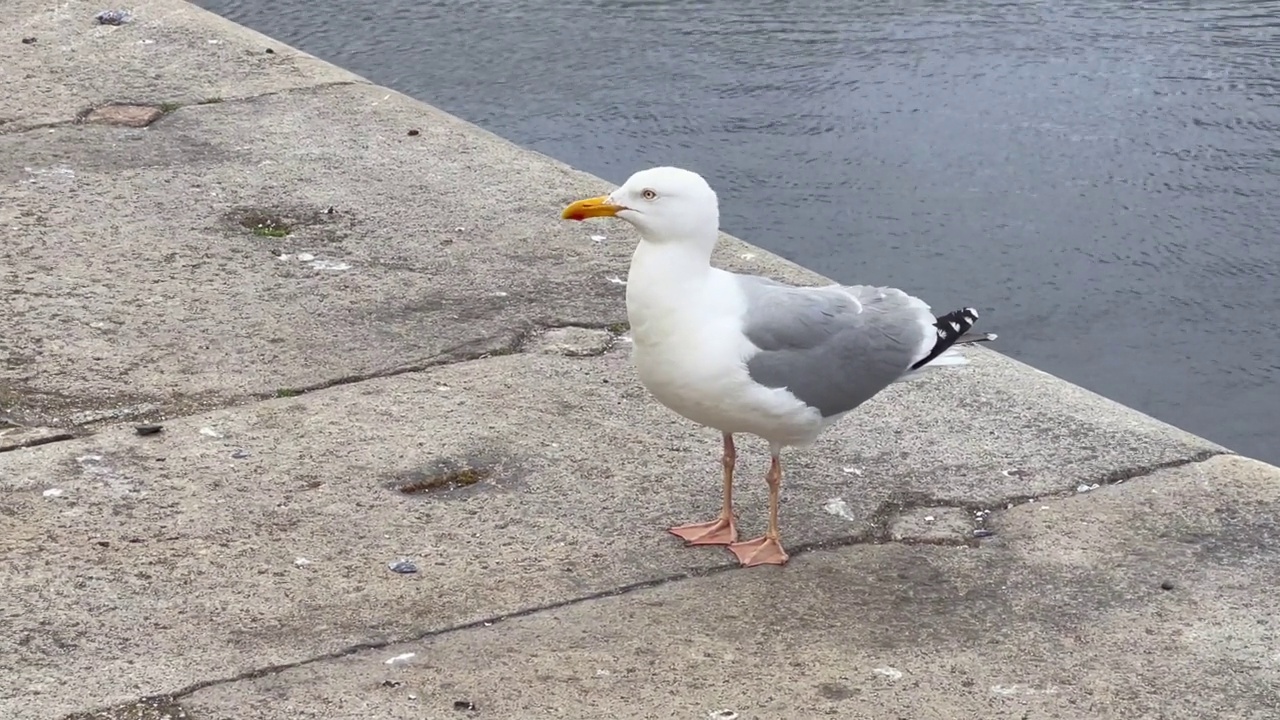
top-left (232, 449), bottom-right (250, 459)
top-left (135, 423), bottom-right (164, 436)
top-left (453, 700), bottom-right (477, 712)
top-left (95, 9), bottom-right (132, 25)
top-left (380, 680), bottom-right (403, 688)
top-left (407, 129), bottom-right (420, 136)
top-left (95, 540), bottom-right (110, 548)
top-left (972, 528), bottom-right (995, 538)
top-left (1160, 580), bottom-right (1175, 591)
top-left (389, 559), bottom-right (418, 574)
top-left (265, 48), bottom-right (275, 54)
top-left (21, 37), bottom-right (37, 44)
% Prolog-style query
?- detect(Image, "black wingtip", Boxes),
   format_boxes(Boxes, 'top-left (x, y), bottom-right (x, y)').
top-left (910, 307), bottom-right (984, 370)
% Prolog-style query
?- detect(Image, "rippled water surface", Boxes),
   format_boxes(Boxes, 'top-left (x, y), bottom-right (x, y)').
top-left (197, 0), bottom-right (1280, 463)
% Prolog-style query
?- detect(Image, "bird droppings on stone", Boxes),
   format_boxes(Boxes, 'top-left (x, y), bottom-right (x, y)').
top-left (822, 497), bottom-right (857, 521)
top-left (527, 326), bottom-right (614, 357)
top-left (872, 666), bottom-right (904, 680)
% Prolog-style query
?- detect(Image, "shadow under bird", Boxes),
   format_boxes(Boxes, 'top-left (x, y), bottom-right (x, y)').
top-left (562, 167), bottom-right (995, 567)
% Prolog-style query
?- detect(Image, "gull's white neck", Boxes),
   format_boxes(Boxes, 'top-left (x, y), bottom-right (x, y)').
top-left (626, 234), bottom-right (715, 327)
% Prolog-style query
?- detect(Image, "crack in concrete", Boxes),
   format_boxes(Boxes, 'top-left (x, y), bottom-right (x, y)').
top-left (0, 321), bottom-right (626, 452)
top-left (257, 320), bottom-right (627, 400)
top-left (0, 81), bottom-right (366, 136)
top-left (851, 449), bottom-right (1233, 547)
top-left (55, 449), bottom-right (1231, 720)
top-left (0, 430), bottom-right (82, 453)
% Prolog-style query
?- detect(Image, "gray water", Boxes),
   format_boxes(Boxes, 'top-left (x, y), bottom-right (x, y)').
top-left (197, 0), bottom-right (1280, 463)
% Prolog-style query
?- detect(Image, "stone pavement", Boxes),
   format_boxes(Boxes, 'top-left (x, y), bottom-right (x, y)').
top-left (2, 2), bottom-right (1277, 719)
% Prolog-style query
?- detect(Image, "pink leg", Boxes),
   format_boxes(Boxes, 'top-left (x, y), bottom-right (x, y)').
top-left (669, 433), bottom-right (739, 546)
top-left (727, 454), bottom-right (790, 567)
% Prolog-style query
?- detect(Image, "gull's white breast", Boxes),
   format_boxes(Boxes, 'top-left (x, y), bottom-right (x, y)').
top-left (626, 267), bottom-right (826, 447)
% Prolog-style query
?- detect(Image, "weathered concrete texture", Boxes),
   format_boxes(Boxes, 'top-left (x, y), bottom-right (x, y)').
top-left (168, 455), bottom-right (1280, 719)
top-left (0, 341), bottom-right (1232, 719)
top-left (0, 80), bottom-right (636, 426)
top-left (0, 1), bottom-right (1269, 720)
top-left (2, 0), bottom-right (364, 132)
top-left (0, 0), bottom-right (830, 434)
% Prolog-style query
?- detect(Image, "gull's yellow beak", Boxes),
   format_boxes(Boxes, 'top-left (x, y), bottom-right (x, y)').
top-left (562, 194), bottom-right (624, 222)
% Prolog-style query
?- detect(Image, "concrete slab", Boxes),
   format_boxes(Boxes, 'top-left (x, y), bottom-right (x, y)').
top-left (0, 339), bottom-right (1227, 720)
top-left (0, 3), bottom-right (1265, 720)
top-left (2, 0), bottom-right (364, 132)
top-left (177, 455), bottom-right (1280, 720)
top-left (0, 80), bottom-right (637, 427)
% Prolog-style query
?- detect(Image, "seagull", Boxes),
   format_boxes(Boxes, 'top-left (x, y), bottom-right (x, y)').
top-left (561, 167), bottom-right (994, 567)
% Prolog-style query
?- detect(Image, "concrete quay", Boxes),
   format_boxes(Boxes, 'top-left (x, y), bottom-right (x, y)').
top-left (2, 1), bottom-right (1278, 718)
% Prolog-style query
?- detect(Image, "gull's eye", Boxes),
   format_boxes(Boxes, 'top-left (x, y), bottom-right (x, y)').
top-left (641, 188), bottom-right (657, 201)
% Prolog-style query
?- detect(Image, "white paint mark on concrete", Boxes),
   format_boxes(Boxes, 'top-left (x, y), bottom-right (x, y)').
top-left (823, 498), bottom-right (857, 522)
top-left (991, 684), bottom-right (1060, 696)
top-left (309, 259), bottom-right (351, 271)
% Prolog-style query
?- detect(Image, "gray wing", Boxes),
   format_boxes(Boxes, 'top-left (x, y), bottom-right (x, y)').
top-left (738, 275), bottom-right (931, 418)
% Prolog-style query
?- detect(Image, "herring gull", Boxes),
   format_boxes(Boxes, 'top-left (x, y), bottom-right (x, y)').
top-left (562, 167), bottom-right (995, 567)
